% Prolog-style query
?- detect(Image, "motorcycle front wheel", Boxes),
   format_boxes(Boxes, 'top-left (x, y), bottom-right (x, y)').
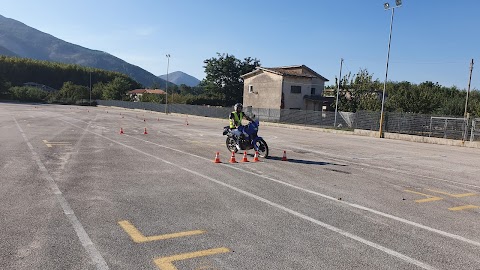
top-left (255, 139), bottom-right (269, 158)
top-left (226, 137), bottom-right (238, 153)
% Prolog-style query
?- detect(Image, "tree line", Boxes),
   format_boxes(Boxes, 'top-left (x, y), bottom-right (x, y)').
top-left (328, 69), bottom-right (480, 116)
top-left (0, 56), bottom-right (142, 104)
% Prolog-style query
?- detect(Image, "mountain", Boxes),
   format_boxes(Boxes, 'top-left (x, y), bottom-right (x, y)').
top-left (0, 15), bottom-right (166, 88)
top-left (159, 71), bottom-right (200, 87)
top-left (0, 45), bottom-right (18, 57)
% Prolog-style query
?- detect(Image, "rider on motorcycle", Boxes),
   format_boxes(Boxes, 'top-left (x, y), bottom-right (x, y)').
top-left (229, 103), bottom-right (253, 150)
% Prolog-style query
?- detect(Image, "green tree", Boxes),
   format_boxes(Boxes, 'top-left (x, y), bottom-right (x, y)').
top-left (57, 81), bottom-right (89, 103)
top-left (9, 86), bottom-right (48, 102)
top-left (140, 93), bottom-right (164, 103)
top-left (201, 53), bottom-right (260, 106)
top-left (333, 69), bottom-right (382, 112)
top-left (102, 77), bottom-right (133, 100)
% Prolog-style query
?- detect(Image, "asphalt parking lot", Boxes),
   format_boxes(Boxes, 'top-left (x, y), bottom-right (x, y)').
top-left (1, 102), bottom-right (479, 270)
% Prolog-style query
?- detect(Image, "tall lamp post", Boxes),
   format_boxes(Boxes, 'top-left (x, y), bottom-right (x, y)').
top-left (89, 71), bottom-right (92, 106)
top-left (379, 0), bottom-right (402, 138)
top-left (165, 54), bottom-right (170, 114)
top-left (334, 58), bottom-right (343, 128)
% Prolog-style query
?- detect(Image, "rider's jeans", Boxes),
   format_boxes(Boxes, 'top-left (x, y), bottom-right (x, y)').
top-left (231, 129), bottom-right (245, 150)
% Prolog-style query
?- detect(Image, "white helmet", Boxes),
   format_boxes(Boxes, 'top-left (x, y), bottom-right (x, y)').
top-left (234, 103), bottom-right (243, 111)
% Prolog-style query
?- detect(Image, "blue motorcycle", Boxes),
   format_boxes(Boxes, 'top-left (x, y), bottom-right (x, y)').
top-left (223, 118), bottom-right (269, 158)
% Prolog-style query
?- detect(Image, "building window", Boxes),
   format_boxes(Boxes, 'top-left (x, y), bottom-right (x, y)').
top-left (248, 85), bottom-right (253, 93)
top-left (311, 88), bottom-right (316, 95)
top-left (291, 85), bottom-right (301, 94)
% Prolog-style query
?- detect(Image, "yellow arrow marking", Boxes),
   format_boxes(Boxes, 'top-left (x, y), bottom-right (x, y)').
top-left (404, 190), bottom-right (443, 203)
top-left (154, 247), bottom-right (230, 270)
top-left (448, 205), bottom-right (480, 211)
top-left (118, 220), bottom-right (205, 243)
top-left (426, 189), bottom-right (476, 198)
top-left (43, 140), bottom-right (71, 147)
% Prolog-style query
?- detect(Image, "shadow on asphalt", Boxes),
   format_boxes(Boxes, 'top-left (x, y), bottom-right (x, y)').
top-left (266, 156), bottom-right (347, 167)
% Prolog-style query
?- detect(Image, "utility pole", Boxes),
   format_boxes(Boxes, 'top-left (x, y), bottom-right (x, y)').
top-left (334, 58), bottom-right (343, 128)
top-left (165, 54), bottom-right (170, 114)
top-left (463, 59), bottom-right (474, 142)
top-left (464, 59), bottom-right (474, 118)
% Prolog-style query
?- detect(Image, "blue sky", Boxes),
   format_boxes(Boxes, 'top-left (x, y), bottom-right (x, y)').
top-left (1, 0), bottom-right (478, 90)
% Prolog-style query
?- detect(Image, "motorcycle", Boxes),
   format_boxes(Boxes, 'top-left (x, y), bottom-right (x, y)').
top-left (223, 117), bottom-right (269, 158)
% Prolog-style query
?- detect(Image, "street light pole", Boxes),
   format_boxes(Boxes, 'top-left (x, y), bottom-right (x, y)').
top-left (334, 58), bottom-right (343, 128)
top-left (89, 71), bottom-right (92, 106)
top-left (379, 1), bottom-right (401, 138)
top-left (165, 54), bottom-right (170, 114)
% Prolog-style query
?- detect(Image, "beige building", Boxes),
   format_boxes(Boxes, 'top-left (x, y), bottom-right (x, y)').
top-left (241, 65), bottom-right (329, 111)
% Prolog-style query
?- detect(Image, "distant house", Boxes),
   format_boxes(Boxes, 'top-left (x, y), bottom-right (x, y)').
top-left (23, 82), bottom-right (57, 92)
top-left (241, 65), bottom-right (329, 111)
top-left (127, 89), bottom-right (166, 102)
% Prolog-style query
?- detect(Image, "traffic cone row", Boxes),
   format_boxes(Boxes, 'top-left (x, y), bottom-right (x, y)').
top-left (212, 151), bottom-right (263, 163)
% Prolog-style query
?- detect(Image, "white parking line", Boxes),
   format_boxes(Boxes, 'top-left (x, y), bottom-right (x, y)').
top-left (58, 115), bottom-right (480, 248)
top-left (13, 116), bottom-right (109, 270)
top-left (58, 118), bottom-right (437, 269)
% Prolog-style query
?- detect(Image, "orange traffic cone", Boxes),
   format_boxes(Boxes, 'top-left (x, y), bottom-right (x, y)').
top-left (281, 150), bottom-right (288, 161)
top-left (241, 151), bottom-right (249, 162)
top-left (213, 152), bottom-right (221, 163)
top-left (120, 128), bottom-right (124, 134)
top-left (229, 151), bottom-right (237, 163)
top-left (143, 127), bottom-right (148, 135)
top-left (253, 151), bottom-right (260, 162)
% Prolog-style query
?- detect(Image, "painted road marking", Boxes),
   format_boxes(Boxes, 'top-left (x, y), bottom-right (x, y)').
top-left (404, 190), bottom-right (443, 203)
top-left (59, 117), bottom-right (480, 252)
top-left (118, 220), bottom-right (205, 243)
top-left (15, 118), bottom-right (109, 269)
top-left (154, 248), bottom-right (230, 270)
top-left (448, 205), bottom-right (480, 211)
top-left (426, 189), bottom-right (476, 198)
top-left (43, 139), bottom-right (71, 148)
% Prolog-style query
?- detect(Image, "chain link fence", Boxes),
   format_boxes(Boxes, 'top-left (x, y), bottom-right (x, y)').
top-left (471, 118), bottom-right (480, 142)
top-left (97, 100), bottom-right (478, 141)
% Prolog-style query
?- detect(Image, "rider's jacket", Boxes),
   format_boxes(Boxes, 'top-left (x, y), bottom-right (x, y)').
top-left (229, 111), bottom-right (244, 129)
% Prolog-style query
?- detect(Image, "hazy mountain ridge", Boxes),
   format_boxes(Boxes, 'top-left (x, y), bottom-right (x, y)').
top-left (0, 45), bottom-right (17, 57)
top-left (159, 71), bottom-right (200, 87)
top-left (0, 14), bottom-right (166, 88)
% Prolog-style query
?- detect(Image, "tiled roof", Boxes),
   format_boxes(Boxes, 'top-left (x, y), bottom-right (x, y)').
top-left (127, 89), bottom-right (166, 94)
top-left (242, 65), bottom-right (328, 81)
top-left (263, 67), bottom-right (317, 78)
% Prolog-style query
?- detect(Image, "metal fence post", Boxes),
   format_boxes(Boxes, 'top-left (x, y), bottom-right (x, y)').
top-left (471, 119), bottom-right (476, 142)
top-left (443, 119), bottom-right (448, 139)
